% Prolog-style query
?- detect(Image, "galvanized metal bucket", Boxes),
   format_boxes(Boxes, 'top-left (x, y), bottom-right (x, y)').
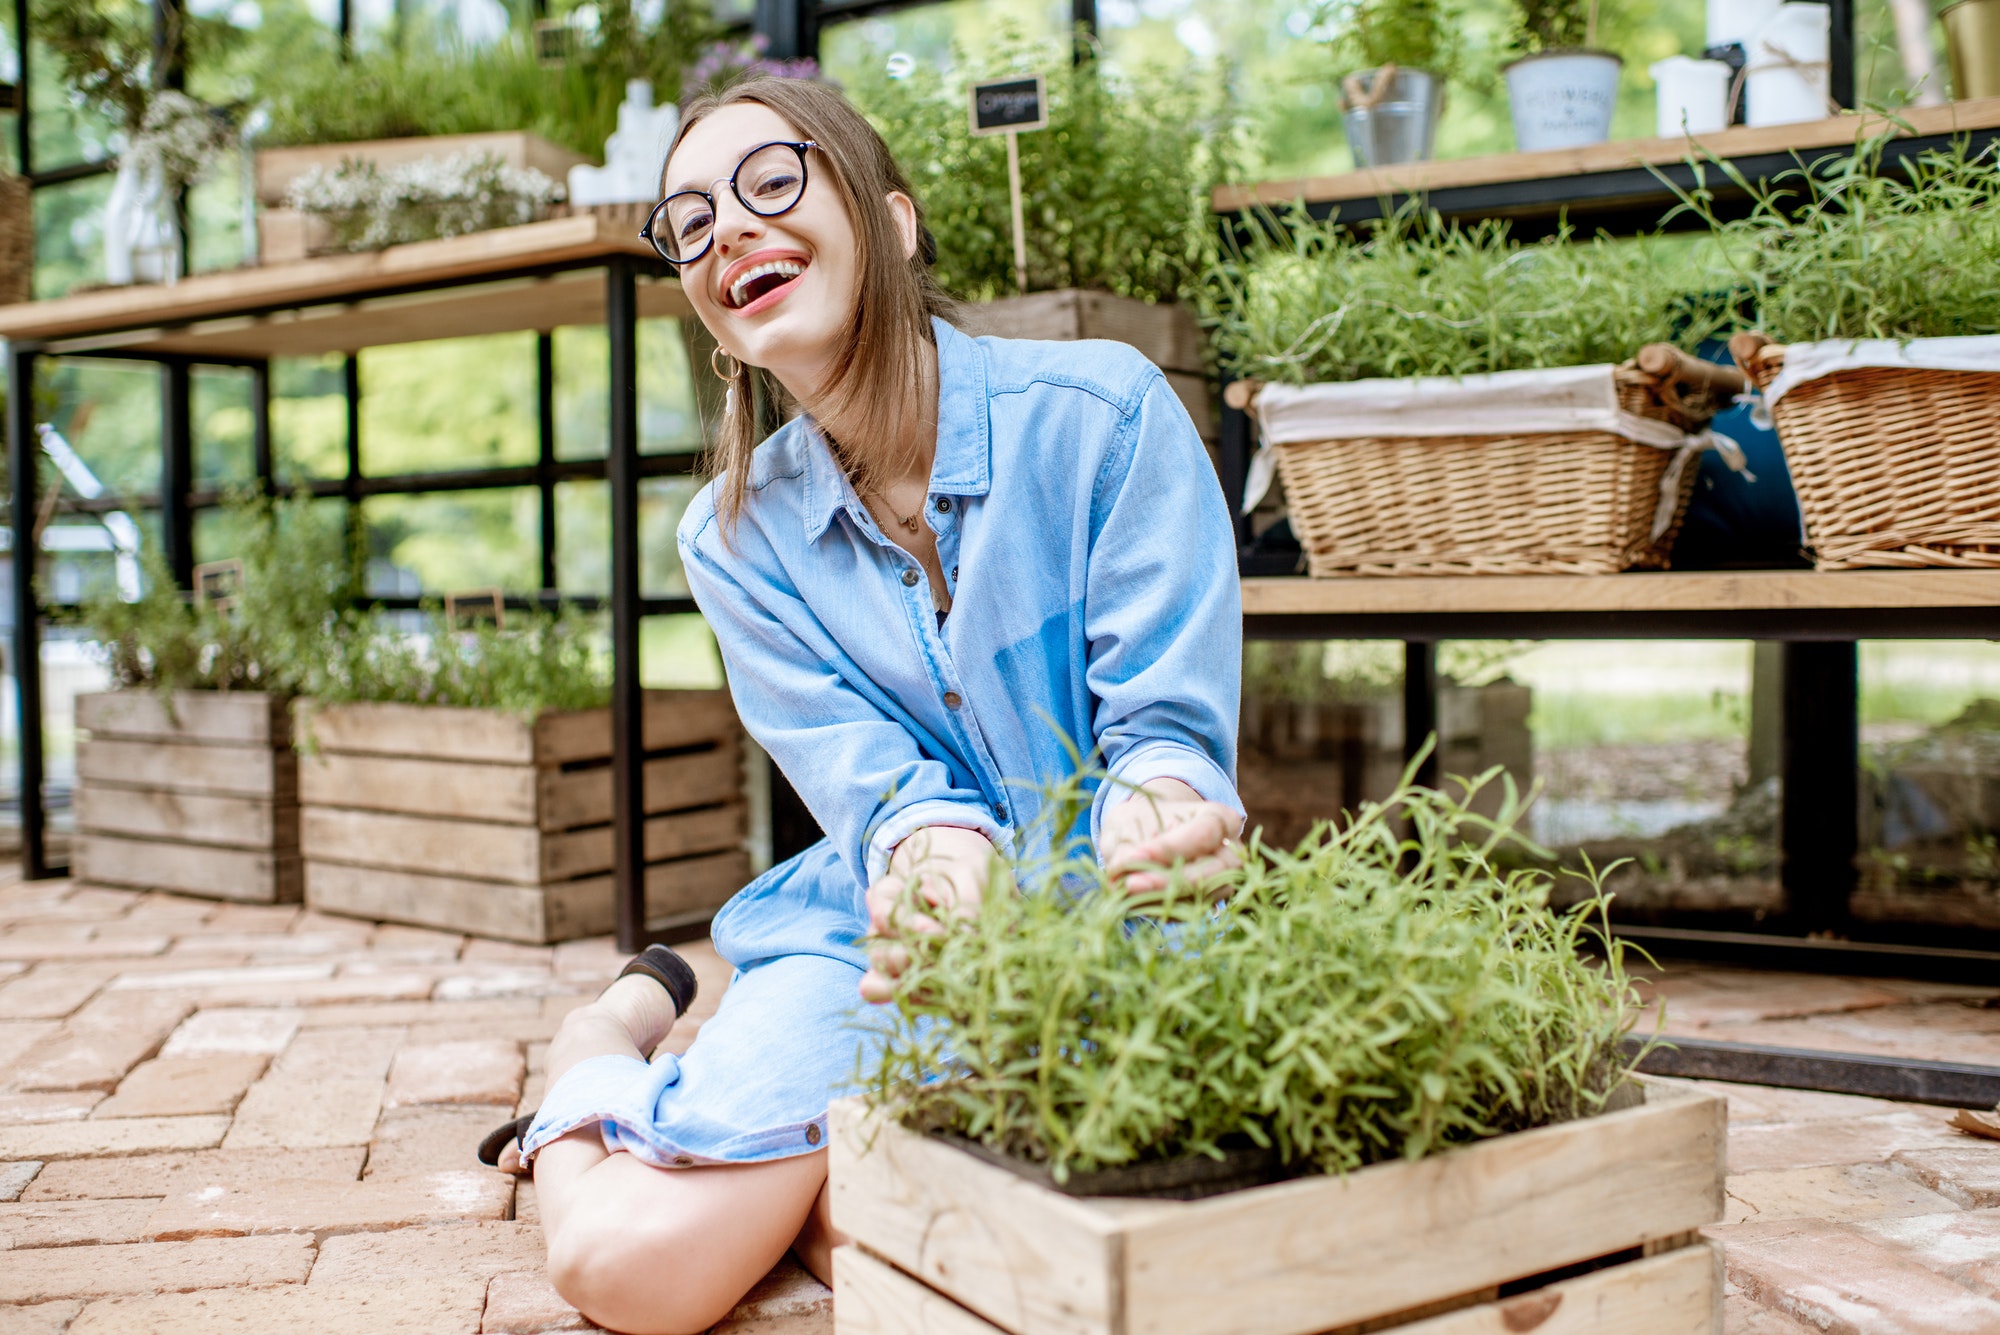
top-left (1340, 65), bottom-right (1443, 168)
top-left (1943, 0), bottom-right (2000, 99)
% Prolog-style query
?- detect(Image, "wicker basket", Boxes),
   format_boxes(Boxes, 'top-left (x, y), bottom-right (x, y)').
top-left (1734, 334), bottom-right (2000, 570)
top-left (1262, 363), bottom-right (1724, 578)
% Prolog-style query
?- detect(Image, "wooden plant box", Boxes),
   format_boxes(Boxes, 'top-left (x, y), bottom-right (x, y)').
top-left (73, 691), bottom-right (300, 904)
top-left (963, 289), bottom-right (1214, 442)
top-left (298, 690), bottom-right (750, 944)
top-left (254, 131), bottom-right (588, 265)
top-left (830, 1077), bottom-right (1726, 1335)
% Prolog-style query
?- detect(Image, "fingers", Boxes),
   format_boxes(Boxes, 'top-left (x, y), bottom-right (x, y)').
top-left (1105, 803), bottom-right (1235, 877)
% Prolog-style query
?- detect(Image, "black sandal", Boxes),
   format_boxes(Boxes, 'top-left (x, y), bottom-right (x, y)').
top-left (478, 1112), bottom-right (536, 1168)
top-left (617, 944), bottom-right (699, 1020)
top-left (474, 947), bottom-right (698, 1168)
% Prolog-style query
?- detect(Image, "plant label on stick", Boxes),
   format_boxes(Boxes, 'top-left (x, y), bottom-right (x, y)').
top-left (445, 588), bottom-right (506, 630)
top-left (194, 558), bottom-right (244, 612)
top-left (968, 75), bottom-right (1047, 295)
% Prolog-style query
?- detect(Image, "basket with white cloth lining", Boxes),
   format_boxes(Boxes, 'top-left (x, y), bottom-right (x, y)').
top-left (1731, 332), bottom-right (2000, 570)
top-left (1235, 353), bottom-right (1744, 577)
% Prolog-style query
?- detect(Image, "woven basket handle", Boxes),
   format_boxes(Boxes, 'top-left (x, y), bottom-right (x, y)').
top-left (1727, 331), bottom-right (1784, 391)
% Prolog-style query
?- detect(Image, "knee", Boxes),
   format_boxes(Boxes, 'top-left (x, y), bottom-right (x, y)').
top-left (546, 1216), bottom-right (737, 1335)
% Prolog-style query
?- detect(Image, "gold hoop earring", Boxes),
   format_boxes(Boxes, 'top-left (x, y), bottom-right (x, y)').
top-left (711, 347), bottom-right (743, 381)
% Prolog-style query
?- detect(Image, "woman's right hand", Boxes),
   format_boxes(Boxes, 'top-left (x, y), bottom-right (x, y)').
top-left (859, 825), bottom-right (995, 1004)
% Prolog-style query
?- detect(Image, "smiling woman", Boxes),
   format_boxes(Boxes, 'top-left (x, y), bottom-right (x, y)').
top-left (482, 75), bottom-right (1246, 1335)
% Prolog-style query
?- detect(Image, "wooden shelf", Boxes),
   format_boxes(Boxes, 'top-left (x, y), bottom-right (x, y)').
top-left (0, 214), bottom-right (684, 359)
top-left (1240, 569), bottom-right (2000, 639)
top-left (1211, 97), bottom-right (2000, 234)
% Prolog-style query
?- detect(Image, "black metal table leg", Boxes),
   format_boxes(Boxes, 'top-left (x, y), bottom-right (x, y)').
top-left (607, 259), bottom-right (647, 953)
top-left (7, 345), bottom-right (52, 879)
top-left (1404, 640), bottom-right (1439, 789)
top-left (1780, 641), bottom-right (1859, 933)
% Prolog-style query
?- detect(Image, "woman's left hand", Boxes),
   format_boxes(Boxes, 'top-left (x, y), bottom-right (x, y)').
top-left (1101, 778), bottom-right (1243, 896)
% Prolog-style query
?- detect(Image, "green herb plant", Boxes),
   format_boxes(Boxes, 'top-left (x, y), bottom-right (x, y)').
top-left (1511, 0), bottom-right (1603, 54)
top-left (865, 764), bottom-right (1649, 1180)
top-left (1313, 0), bottom-right (1463, 80)
top-left (1205, 207), bottom-right (1731, 385)
top-left (310, 605), bottom-right (610, 717)
top-left (845, 27), bottom-right (1236, 305)
top-left (1670, 136), bottom-right (2000, 343)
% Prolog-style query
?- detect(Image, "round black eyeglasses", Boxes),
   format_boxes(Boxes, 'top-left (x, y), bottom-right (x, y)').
top-left (640, 140), bottom-right (817, 266)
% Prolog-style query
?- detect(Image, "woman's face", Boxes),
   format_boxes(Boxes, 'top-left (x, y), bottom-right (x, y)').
top-left (666, 102), bottom-right (888, 394)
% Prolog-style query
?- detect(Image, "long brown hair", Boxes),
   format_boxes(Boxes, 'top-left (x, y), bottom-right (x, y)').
top-left (666, 76), bottom-right (957, 532)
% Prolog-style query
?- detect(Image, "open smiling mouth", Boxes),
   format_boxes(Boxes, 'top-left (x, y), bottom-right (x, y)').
top-left (726, 259), bottom-right (808, 310)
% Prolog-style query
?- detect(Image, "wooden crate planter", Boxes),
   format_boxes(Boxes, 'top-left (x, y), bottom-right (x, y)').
top-left (298, 690), bottom-right (750, 944)
top-left (73, 691), bottom-right (300, 904)
top-left (254, 131), bottom-right (587, 264)
top-left (964, 289), bottom-right (1214, 443)
top-left (830, 1077), bottom-right (1726, 1335)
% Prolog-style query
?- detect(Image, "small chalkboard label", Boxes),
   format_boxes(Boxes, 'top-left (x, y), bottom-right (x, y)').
top-left (969, 76), bottom-right (1047, 137)
top-left (445, 588), bottom-right (506, 629)
top-left (194, 558), bottom-right (244, 611)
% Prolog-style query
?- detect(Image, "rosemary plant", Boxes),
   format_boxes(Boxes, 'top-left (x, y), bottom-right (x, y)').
top-left (311, 606), bottom-right (610, 717)
top-left (864, 768), bottom-right (1648, 1180)
top-left (1671, 137), bottom-right (2000, 342)
top-left (1204, 208), bottom-right (1732, 385)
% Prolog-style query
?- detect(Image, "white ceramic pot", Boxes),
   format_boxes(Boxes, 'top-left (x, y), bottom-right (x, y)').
top-left (1649, 55), bottom-right (1732, 137)
top-left (1504, 49), bottom-right (1624, 152)
top-left (1340, 66), bottom-right (1444, 168)
top-left (1744, 2), bottom-right (1831, 127)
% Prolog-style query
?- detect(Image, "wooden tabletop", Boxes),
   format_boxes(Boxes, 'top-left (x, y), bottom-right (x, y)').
top-left (1241, 569), bottom-right (2000, 616)
top-left (0, 214), bottom-right (687, 359)
top-left (1211, 97), bottom-right (2000, 215)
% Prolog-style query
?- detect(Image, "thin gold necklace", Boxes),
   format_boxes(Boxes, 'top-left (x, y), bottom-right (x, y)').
top-left (871, 494), bottom-right (921, 534)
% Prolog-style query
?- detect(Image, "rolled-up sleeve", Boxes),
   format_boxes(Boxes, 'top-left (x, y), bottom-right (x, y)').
top-left (680, 514), bottom-right (1006, 889)
top-left (1082, 370), bottom-right (1244, 849)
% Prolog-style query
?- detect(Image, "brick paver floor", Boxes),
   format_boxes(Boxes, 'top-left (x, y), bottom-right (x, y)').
top-left (3, 873), bottom-right (1997, 1333)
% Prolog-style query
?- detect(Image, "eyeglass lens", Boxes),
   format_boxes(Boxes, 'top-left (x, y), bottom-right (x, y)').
top-left (658, 143), bottom-right (807, 263)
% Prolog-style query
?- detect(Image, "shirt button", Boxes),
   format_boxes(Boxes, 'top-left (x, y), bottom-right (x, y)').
top-left (901, 568), bottom-right (920, 587)
top-left (935, 496), bottom-right (952, 513)
top-left (672, 1155), bottom-right (693, 1167)
top-left (805, 1123), bottom-right (822, 1146)
top-left (943, 691), bottom-right (963, 709)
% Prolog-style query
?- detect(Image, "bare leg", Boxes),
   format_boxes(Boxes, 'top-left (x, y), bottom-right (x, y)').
top-left (522, 973), bottom-right (830, 1334)
top-left (790, 1175), bottom-right (850, 1287)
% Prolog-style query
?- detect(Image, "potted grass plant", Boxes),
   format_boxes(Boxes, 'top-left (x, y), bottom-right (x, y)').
top-left (847, 29), bottom-right (1232, 443)
top-left (1313, 0), bottom-right (1459, 167)
top-left (70, 493), bottom-right (354, 904)
top-left (1205, 208), bottom-right (1742, 577)
top-left (295, 608), bottom-right (748, 945)
top-left (1697, 139), bottom-right (2000, 569)
top-left (833, 771), bottom-right (1726, 1334)
top-left (1503, 0), bottom-right (1624, 151)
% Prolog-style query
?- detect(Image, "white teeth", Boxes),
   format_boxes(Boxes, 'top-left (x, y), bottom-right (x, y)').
top-left (728, 259), bottom-right (806, 308)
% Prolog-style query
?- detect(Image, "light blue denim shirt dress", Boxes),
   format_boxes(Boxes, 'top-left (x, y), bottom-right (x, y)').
top-left (521, 316), bottom-right (1243, 1168)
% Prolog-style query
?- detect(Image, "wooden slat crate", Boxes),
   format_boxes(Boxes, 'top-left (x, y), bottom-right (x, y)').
top-left (963, 289), bottom-right (1214, 443)
top-left (830, 1077), bottom-right (1726, 1335)
top-left (73, 691), bottom-right (300, 904)
top-left (298, 690), bottom-right (750, 943)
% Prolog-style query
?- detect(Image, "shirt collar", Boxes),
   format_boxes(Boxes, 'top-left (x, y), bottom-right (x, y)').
top-left (800, 316), bottom-right (991, 543)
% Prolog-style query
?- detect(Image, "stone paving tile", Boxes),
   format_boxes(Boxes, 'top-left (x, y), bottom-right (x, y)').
top-left (365, 1105), bottom-right (512, 1180)
top-left (1726, 1110), bottom-right (1967, 1174)
top-left (303, 998), bottom-right (544, 1033)
top-left (199, 903), bottom-right (301, 934)
top-left (145, 1169), bottom-right (512, 1241)
top-left (93, 1055), bottom-right (270, 1119)
top-left (0, 1300), bottom-right (86, 1334)
top-left (9, 993), bottom-right (196, 1093)
top-left (0, 965), bottom-right (118, 1021)
top-left (1856, 1208), bottom-right (2000, 1294)
top-left (193, 970), bottom-right (440, 1007)
top-left (463, 940), bottom-right (556, 968)
top-left (106, 962), bottom-right (335, 994)
top-left (0, 1115), bottom-right (230, 1162)
top-left (1696, 1005), bottom-right (2000, 1066)
top-left (1717, 1216), bottom-right (2000, 1333)
top-left (482, 1270), bottom-right (595, 1333)
top-left (308, 1219), bottom-right (544, 1284)
top-left (1681, 1078), bottom-right (1929, 1126)
top-left (22, 1147), bottom-right (366, 1201)
top-left (0, 934), bottom-right (171, 962)
top-left (271, 1025), bottom-right (408, 1081)
top-left (223, 1077), bottom-right (384, 1149)
top-left (0, 1196), bottom-right (160, 1249)
top-left (368, 924), bottom-right (469, 962)
top-left (1724, 1164), bottom-right (1964, 1225)
top-left (0, 1092), bottom-right (105, 1124)
top-left (435, 969), bottom-right (573, 1003)
top-left (158, 1007), bottom-right (304, 1058)
top-left (0, 1020), bottom-right (59, 1069)
top-left (0, 1161), bottom-right (42, 1201)
top-left (1892, 1146), bottom-right (2000, 1209)
top-left (385, 1040), bottom-right (526, 1108)
top-left (710, 1260), bottom-right (834, 1334)
top-left (1724, 1289), bottom-right (1824, 1333)
top-left (0, 1234), bottom-right (314, 1303)
top-left (65, 1277), bottom-right (490, 1334)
